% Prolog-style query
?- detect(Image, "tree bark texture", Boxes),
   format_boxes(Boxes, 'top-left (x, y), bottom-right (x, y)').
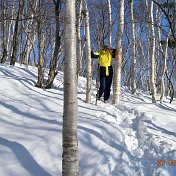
top-left (62, 0), bottom-right (79, 175)
top-left (149, 1), bottom-right (156, 103)
top-left (46, 0), bottom-right (62, 89)
top-left (83, 0), bottom-right (92, 104)
top-left (76, 0), bottom-right (83, 76)
top-left (1, 0), bottom-right (7, 64)
top-left (129, 0), bottom-right (136, 95)
top-left (107, 0), bottom-right (112, 46)
top-left (113, 0), bottom-right (124, 105)
top-left (10, 0), bottom-right (24, 66)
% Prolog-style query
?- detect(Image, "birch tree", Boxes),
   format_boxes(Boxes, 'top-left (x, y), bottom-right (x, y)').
top-left (107, 0), bottom-right (112, 46)
top-left (129, 0), bottom-right (136, 94)
top-left (112, 0), bottom-right (124, 104)
top-left (45, 0), bottom-right (62, 89)
top-left (22, 0), bottom-right (38, 66)
top-left (82, 0), bottom-right (92, 104)
top-left (1, 0), bottom-right (7, 64)
top-left (76, 0), bottom-right (83, 76)
top-left (6, 1), bottom-right (16, 62)
top-left (160, 33), bottom-right (169, 104)
top-left (62, 0), bottom-right (79, 175)
top-left (35, 0), bottom-right (45, 88)
top-left (10, 0), bottom-right (24, 66)
top-left (149, 0), bottom-right (156, 103)
top-left (155, 4), bottom-right (167, 103)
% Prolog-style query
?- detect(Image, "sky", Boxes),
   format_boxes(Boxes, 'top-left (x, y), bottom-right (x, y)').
top-left (0, 63), bottom-right (176, 176)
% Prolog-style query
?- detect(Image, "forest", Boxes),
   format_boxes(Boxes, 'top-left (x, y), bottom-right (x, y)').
top-left (0, 0), bottom-right (176, 175)
top-left (0, 0), bottom-right (175, 103)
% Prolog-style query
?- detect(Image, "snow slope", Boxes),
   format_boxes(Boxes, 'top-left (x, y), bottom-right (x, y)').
top-left (0, 63), bottom-right (176, 176)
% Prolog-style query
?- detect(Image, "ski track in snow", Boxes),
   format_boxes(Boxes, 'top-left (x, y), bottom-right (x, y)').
top-left (93, 101), bottom-right (176, 176)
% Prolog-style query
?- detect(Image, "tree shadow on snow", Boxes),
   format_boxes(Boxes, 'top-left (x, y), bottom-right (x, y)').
top-left (0, 137), bottom-right (52, 176)
top-left (0, 67), bottom-right (36, 86)
top-left (144, 119), bottom-right (176, 138)
top-left (155, 103), bottom-right (176, 113)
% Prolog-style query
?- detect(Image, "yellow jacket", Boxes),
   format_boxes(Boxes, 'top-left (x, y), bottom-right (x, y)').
top-left (93, 49), bottom-right (113, 76)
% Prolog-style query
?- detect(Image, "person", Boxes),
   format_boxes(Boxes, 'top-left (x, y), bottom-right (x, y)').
top-left (91, 45), bottom-right (116, 103)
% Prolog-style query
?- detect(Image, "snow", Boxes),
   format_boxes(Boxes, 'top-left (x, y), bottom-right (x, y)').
top-left (0, 63), bottom-right (176, 176)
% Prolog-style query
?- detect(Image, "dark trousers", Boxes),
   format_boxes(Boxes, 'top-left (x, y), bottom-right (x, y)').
top-left (98, 66), bottom-right (113, 101)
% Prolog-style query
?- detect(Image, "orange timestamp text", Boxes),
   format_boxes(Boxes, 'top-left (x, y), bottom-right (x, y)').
top-left (157, 160), bottom-right (176, 166)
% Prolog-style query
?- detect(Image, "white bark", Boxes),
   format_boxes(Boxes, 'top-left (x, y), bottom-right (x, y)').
top-left (62, 0), bottom-right (79, 175)
top-left (35, 1), bottom-right (44, 88)
top-left (77, 0), bottom-right (83, 76)
top-left (23, 10), bottom-right (36, 65)
top-left (82, 0), bottom-right (92, 104)
top-left (36, 20), bottom-right (45, 88)
top-left (7, 1), bottom-right (16, 61)
top-left (145, 0), bottom-right (150, 81)
top-left (129, 0), bottom-right (136, 94)
top-left (159, 26), bottom-right (170, 103)
top-left (112, 0), bottom-right (124, 104)
top-left (149, 1), bottom-right (156, 103)
top-left (160, 35), bottom-right (169, 104)
top-left (1, 0), bottom-right (7, 63)
top-left (10, 0), bottom-right (24, 66)
top-left (107, 0), bottom-right (112, 46)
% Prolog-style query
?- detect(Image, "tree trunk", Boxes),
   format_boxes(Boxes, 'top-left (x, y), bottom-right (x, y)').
top-left (10, 0), bottom-right (24, 66)
top-left (36, 23), bottom-right (45, 88)
top-left (23, 13), bottom-right (36, 66)
top-left (107, 0), bottom-right (112, 46)
top-left (6, 1), bottom-right (15, 62)
top-left (10, 12), bottom-right (19, 66)
top-left (160, 47), bottom-right (168, 104)
top-left (62, 0), bottom-right (79, 175)
top-left (112, 0), bottom-right (124, 104)
top-left (35, 1), bottom-right (45, 88)
top-left (129, 0), bottom-right (136, 94)
top-left (76, 0), bottom-right (83, 76)
top-left (160, 31), bottom-right (170, 103)
top-left (145, 0), bottom-right (151, 93)
top-left (82, 0), bottom-right (92, 104)
top-left (1, 0), bottom-right (7, 64)
top-left (45, 0), bottom-right (62, 89)
top-left (149, 1), bottom-right (156, 103)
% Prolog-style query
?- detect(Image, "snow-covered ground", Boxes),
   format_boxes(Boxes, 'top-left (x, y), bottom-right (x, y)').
top-left (0, 63), bottom-right (176, 176)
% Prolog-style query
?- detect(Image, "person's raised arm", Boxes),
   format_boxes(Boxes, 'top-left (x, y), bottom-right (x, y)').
top-left (91, 50), bottom-right (100, 58)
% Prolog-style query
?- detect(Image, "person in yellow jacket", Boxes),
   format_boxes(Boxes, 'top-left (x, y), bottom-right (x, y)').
top-left (91, 45), bottom-right (116, 103)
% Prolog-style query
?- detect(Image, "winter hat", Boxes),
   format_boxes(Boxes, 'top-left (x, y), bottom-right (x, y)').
top-left (104, 45), bottom-right (112, 50)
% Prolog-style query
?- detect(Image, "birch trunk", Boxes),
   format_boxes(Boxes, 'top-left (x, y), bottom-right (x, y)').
top-left (160, 36), bottom-right (169, 104)
top-left (46, 0), bottom-right (62, 89)
top-left (155, 4), bottom-right (165, 103)
top-left (6, 1), bottom-right (15, 62)
top-left (10, 4), bottom-right (20, 65)
top-left (160, 27), bottom-right (170, 103)
top-left (107, 0), bottom-right (112, 46)
top-left (82, 0), bottom-right (92, 103)
top-left (23, 7), bottom-right (37, 65)
top-left (76, 0), bottom-right (83, 76)
top-left (145, 0), bottom-right (151, 92)
top-left (129, 0), bottom-right (136, 94)
top-left (112, 0), bottom-right (124, 104)
top-left (62, 0), bottom-right (79, 175)
top-left (29, 0), bottom-right (38, 67)
top-left (149, 1), bottom-right (156, 103)
top-left (10, 0), bottom-right (24, 66)
top-left (1, 0), bottom-right (7, 63)
top-left (35, 1), bottom-right (44, 88)
top-left (35, 21), bottom-right (44, 88)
